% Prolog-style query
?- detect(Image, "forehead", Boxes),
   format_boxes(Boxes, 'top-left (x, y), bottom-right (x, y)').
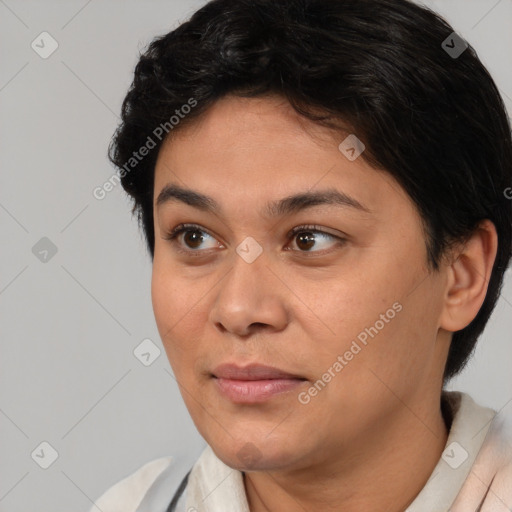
top-left (153, 95), bottom-right (412, 220)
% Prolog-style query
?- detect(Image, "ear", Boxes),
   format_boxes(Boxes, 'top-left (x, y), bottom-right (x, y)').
top-left (439, 219), bottom-right (498, 332)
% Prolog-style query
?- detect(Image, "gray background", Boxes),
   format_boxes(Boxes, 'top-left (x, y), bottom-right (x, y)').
top-left (0, 1), bottom-right (511, 511)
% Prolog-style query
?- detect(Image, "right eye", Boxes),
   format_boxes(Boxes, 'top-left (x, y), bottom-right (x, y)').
top-left (163, 223), bottom-right (223, 255)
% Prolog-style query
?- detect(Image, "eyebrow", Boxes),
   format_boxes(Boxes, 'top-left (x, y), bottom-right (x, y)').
top-left (155, 183), bottom-right (371, 217)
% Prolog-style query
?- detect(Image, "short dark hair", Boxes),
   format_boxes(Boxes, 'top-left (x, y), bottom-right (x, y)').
top-left (108, 0), bottom-right (512, 380)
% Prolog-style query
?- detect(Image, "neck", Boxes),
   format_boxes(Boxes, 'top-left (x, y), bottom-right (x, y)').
top-left (244, 394), bottom-right (449, 512)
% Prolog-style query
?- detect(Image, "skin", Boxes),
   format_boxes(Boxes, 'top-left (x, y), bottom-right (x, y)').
top-left (151, 94), bottom-right (497, 511)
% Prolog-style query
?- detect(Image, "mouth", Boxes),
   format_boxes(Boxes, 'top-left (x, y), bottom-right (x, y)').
top-left (211, 363), bottom-right (307, 403)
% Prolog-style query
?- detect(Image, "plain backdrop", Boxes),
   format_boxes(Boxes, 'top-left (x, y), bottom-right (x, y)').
top-left (0, 1), bottom-right (511, 510)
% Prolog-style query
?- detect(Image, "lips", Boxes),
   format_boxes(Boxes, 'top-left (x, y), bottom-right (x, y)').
top-left (211, 363), bottom-right (307, 403)
top-left (211, 363), bottom-right (305, 381)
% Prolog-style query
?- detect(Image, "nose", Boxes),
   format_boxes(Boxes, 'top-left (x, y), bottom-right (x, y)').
top-left (208, 249), bottom-right (289, 338)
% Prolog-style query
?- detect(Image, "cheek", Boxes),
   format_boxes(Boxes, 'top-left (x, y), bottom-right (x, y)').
top-left (151, 256), bottom-right (199, 321)
top-left (337, 284), bottom-right (443, 398)
top-left (151, 262), bottom-right (197, 354)
top-left (297, 271), bottom-right (394, 346)
top-left (295, 263), bottom-right (436, 388)
top-left (151, 264), bottom-right (174, 329)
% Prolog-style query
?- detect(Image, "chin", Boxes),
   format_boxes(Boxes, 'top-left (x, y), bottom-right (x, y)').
top-left (211, 437), bottom-right (299, 472)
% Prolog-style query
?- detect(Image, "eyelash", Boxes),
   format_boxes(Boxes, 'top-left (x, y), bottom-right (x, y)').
top-left (163, 223), bottom-right (346, 257)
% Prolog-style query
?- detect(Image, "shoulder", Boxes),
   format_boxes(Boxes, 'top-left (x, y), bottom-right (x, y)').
top-left (88, 456), bottom-right (174, 512)
top-left (450, 392), bottom-right (512, 511)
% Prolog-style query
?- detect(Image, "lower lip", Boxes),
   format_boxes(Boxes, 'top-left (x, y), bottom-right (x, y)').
top-left (213, 377), bottom-right (306, 403)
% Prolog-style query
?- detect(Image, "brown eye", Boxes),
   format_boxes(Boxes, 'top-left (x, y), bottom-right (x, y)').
top-left (163, 223), bottom-right (219, 254)
top-left (295, 232), bottom-right (316, 251)
top-left (288, 226), bottom-right (344, 253)
top-left (182, 229), bottom-right (205, 249)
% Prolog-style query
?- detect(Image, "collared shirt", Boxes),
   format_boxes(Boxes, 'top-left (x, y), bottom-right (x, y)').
top-left (89, 391), bottom-right (512, 512)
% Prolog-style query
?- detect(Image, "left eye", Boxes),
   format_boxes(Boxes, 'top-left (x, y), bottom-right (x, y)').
top-left (287, 226), bottom-right (342, 252)
top-left (163, 223), bottom-right (344, 254)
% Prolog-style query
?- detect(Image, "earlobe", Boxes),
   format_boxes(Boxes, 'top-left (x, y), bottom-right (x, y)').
top-left (439, 220), bottom-right (498, 332)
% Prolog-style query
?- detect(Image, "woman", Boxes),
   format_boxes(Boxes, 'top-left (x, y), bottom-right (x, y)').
top-left (90, 0), bottom-right (512, 510)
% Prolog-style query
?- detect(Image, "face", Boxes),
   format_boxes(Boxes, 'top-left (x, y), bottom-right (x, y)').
top-left (151, 94), bottom-right (450, 474)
